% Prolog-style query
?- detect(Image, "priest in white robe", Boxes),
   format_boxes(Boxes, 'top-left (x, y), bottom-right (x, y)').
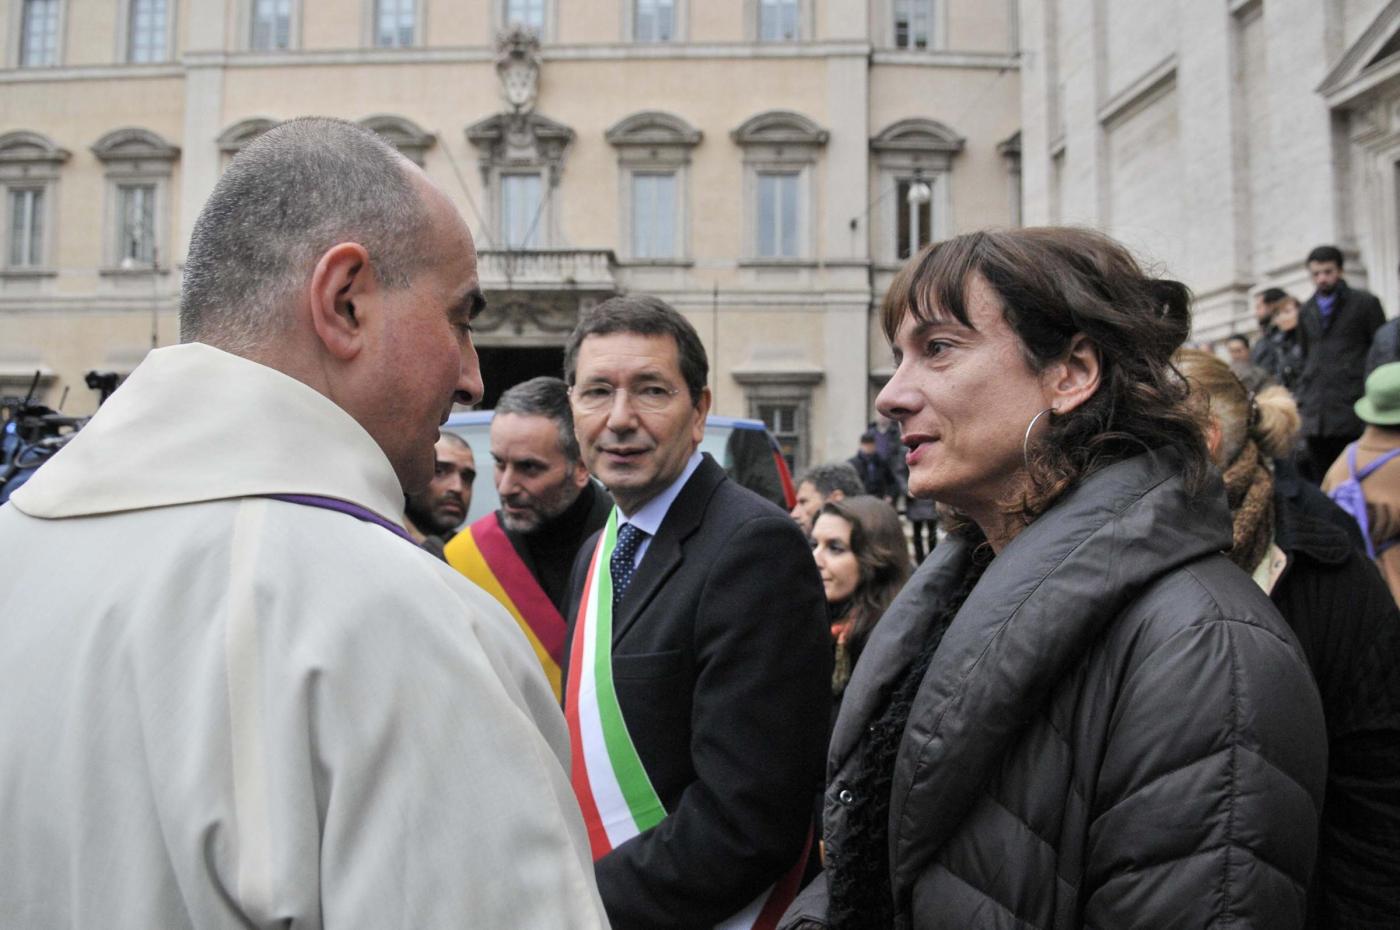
top-left (0, 117), bottom-right (608, 930)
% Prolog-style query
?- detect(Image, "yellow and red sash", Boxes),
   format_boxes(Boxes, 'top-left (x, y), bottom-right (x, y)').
top-left (563, 509), bottom-right (807, 930)
top-left (445, 512), bottom-right (567, 699)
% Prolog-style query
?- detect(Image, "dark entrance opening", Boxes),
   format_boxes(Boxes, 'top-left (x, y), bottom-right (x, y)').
top-left (476, 345), bottom-right (566, 410)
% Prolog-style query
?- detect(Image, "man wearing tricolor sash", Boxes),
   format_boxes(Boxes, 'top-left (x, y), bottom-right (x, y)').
top-left (562, 296), bottom-right (832, 930)
top-left (446, 376), bottom-right (611, 698)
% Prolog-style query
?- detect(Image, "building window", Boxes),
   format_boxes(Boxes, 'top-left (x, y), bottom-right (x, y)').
top-left (607, 111), bottom-right (699, 263)
top-left (758, 0), bottom-right (798, 41)
top-left (504, 0), bottom-right (545, 30)
top-left (250, 0), bottom-right (292, 50)
top-left (736, 371), bottom-right (821, 473)
top-left (631, 173), bottom-right (677, 259)
top-left (756, 401), bottom-right (801, 472)
top-left (756, 172), bottom-right (799, 259)
top-left (869, 118), bottom-right (964, 265)
top-left (893, 0), bottom-right (932, 49)
top-left (92, 128), bottom-right (178, 272)
top-left (7, 189), bottom-right (44, 268)
top-left (731, 110), bottom-right (828, 262)
top-left (126, 0), bottom-right (167, 61)
top-left (501, 173), bottom-right (543, 249)
top-left (895, 178), bottom-right (933, 259)
top-left (467, 110), bottom-right (574, 251)
top-left (634, 0), bottom-right (674, 41)
top-left (374, 0), bottom-right (414, 46)
top-left (116, 184), bottom-right (156, 265)
top-left (0, 132), bottom-right (68, 275)
top-left (20, 0), bottom-right (60, 66)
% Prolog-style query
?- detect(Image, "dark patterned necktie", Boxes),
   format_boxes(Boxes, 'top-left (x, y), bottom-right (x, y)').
top-left (610, 523), bottom-right (649, 607)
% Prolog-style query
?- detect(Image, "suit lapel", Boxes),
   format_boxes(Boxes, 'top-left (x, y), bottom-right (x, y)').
top-left (611, 456), bottom-right (724, 645)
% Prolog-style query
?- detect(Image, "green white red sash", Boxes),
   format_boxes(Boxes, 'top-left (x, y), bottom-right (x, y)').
top-left (564, 508), bottom-right (808, 930)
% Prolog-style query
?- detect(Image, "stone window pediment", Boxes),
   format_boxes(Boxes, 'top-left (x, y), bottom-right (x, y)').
top-left (607, 111), bottom-right (702, 148)
top-left (870, 117), bottom-right (965, 169)
top-left (92, 129), bottom-right (178, 198)
top-left (0, 131), bottom-right (70, 172)
top-left (466, 111), bottom-right (574, 181)
top-left (1320, 3), bottom-right (1400, 109)
top-left (91, 128), bottom-right (180, 169)
top-left (217, 117), bottom-right (280, 155)
top-left (731, 110), bottom-right (829, 151)
top-left (606, 111), bottom-right (700, 168)
top-left (359, 114), bottom-right (435, 166)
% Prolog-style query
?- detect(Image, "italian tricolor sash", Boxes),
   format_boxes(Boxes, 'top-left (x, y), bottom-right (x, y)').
top-left (564, 509), bottom-right (808, 930)
top-left (445, 512), bottom-right (567, 700)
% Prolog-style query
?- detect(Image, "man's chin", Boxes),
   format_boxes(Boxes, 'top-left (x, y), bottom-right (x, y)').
top-left (501, 514), bottom-right (539, 533)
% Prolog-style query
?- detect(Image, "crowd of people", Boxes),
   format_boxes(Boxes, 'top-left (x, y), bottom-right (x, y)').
top-left (1, 117), bottom-right (1398, 930)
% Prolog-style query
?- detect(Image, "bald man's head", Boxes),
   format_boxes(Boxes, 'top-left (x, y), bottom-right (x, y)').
top-left (179, 116), bottom-right (428, 353)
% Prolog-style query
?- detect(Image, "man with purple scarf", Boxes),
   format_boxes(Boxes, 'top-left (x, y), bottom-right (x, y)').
top-left (0, 117), bottom-right (606, 929)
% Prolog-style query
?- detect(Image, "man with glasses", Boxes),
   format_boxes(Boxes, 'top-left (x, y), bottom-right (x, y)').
top-left (561, 295), bottom-right (830, 930)
top-left (404, 430), bottom-right (475, 558)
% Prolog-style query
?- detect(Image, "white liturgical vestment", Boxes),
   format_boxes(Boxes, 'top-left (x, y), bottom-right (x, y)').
top-left (0, 343), bottom-right (608, 929)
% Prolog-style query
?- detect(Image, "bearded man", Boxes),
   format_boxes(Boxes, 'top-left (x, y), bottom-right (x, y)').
top-left (404, 430), bottom-right (475, 558)
top-left (446, 376), bottom-right (611, 698)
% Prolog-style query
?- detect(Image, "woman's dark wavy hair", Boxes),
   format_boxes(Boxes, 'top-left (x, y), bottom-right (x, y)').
top-left (820, 495), bottom-right (911, 654)
top-left (880, 227), bottom-right (1210, 518)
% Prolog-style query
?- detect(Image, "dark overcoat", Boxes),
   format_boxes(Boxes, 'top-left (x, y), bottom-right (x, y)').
top-left (1298, 281), bottom-right (1385, 439)
top-left (565, 453), bottom-right (832, 930)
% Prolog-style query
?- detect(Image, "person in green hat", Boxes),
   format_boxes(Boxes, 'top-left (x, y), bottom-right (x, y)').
top-left (1323, 360), bottom-right (1400, 602)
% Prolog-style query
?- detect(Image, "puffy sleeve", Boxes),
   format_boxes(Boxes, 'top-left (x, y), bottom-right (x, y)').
top-left (1082, 614), bottom-right (1327, 928)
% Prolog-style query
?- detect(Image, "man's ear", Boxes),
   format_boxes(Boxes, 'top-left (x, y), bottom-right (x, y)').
top-left (570, 456), bottom-right (591, 491)
top-left (689, 386), bottom-right (713, 446)
top-left (309, 242), bottom-right (374, 361)
top-left (1043, 333), bottom-right (1101, 416)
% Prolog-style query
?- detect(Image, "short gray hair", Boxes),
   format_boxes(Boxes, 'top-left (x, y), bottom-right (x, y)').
top-left (180, 116), bottom-right (425, 351)
top-left (494, 376), bottom-right (579, 462)
top-left (796, 461), bottom-right (863, 498)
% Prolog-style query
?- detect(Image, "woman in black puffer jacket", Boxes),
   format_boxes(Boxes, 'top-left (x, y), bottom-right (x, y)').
top-left (781, 228), bottom-right (1327, 930)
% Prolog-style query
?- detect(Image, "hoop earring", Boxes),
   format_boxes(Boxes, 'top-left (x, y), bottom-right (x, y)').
top-left (1023, 407), bottom-right (1055, 471)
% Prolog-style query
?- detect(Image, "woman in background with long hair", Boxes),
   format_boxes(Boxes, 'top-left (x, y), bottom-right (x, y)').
top-left (811, 495), bottom-right (911, 712)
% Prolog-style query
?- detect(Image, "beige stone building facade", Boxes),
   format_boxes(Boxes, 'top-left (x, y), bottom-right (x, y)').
top-left (1, 0), bottom-right (1021, 467)
top-left (1018, 0), bottom-right (1400, 342)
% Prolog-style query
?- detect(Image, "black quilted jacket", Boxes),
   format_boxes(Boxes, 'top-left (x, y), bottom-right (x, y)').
top-left (782, 450), bottom-right (1328, 929)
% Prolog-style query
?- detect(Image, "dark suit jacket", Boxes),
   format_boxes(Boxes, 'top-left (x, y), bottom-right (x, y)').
top-left (565, 454), bottom-right (831, 930)
top-left (1299, 281), bottom-right (1385, 439)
